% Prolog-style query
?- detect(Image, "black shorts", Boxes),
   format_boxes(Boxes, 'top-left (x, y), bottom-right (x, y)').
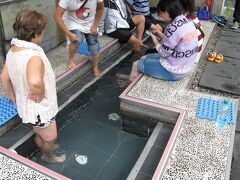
top-left (31, 115), bottom-right (55, 128)
top-left (107, 28), bottom-right (133, 44)
top-left (145, 14), bottom-right (158, 30)
top-left (127, 15), bottom-right (135, 29)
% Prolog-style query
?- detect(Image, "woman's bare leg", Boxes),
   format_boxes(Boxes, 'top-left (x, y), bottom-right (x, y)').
top-left (33, 121), bottom-right (65, 163)
top-left (129, 61), bottom-right (140, 81)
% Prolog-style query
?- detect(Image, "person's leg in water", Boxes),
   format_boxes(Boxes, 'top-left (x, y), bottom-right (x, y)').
top-left (128, 35), bottom-right (141, 53)
top-left (33, 121), bottom-right (66, 163)
top-left (129, 60), bottom-right (140, 81)
top-left (86, 33), bottom-right (101, 76)
top-left (131, 15), bottom-right (145, 46)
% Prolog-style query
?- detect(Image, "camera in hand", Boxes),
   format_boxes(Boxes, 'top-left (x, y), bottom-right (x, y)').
top-left (154, 32), bottom-right (162, 40)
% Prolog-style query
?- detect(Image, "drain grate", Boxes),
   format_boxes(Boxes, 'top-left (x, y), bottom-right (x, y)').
top-left (196, 97), bottom-right (235, 124)
top-left (0, 96), bottom-right (18, 126)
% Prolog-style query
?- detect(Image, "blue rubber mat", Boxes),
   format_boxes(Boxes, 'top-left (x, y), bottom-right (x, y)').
top-left (0, 96), bottom-right (18, 126)
top-left (196, 97), bottom-right (235, 124)
top-left (77, 42), bottom-right (90, 56)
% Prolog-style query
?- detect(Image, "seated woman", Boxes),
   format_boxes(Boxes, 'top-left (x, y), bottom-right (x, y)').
top-left (129, 0), bottom-right (198, 81)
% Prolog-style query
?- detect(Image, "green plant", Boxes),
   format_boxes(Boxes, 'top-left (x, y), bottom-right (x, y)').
top-left (224, 1), bottom-right (234, 19)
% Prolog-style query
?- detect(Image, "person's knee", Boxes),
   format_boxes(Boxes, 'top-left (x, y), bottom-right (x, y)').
top-left (86, 35), bottom-right (100, 55)
top-left (38, 131), bottom-right (57, 144)
top-left (129, 35), bottom-right (139, 45)
top-left (132, 15), bottom-right (145, 25)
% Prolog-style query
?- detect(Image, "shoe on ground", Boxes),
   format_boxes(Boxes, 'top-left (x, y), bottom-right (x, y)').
top-left (207, 51), bottom-right (217, 61)
top-left (229, 22), bottom-right (239, 29)
top-left (212, 15), bottom-right (226, 26)
top-left (215, 54), bottom-right (224, 63)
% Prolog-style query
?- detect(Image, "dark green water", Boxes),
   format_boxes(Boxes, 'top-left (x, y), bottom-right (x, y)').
top-left (32, 53), bottom-right (148, 180)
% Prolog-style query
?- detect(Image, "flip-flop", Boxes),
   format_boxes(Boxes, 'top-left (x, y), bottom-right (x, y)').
top-left (207, 51), bottom-right (217, 61)
top-left (214, 54), bottom-right (224, 63)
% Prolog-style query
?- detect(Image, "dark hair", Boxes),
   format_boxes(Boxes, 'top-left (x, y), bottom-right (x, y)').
top-left (13, 10), bottom-right (47, 42)
top-left (157, 0), bottom-right (184, 20)
top-left (179, 0), bottom-right (195, 14)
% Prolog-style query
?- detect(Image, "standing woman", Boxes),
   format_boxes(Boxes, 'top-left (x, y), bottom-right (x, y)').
top-left (0, 10), bottom-right (65, 163)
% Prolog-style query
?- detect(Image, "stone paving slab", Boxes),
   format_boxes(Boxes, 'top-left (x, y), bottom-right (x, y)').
top-left (214, 33), bottom-right (240, 59)
top-left (199, 27), bottom-right (240, 95)
top-left (199, 57), bottom-right (240, 95)
top-left (221, 29), bottom-right (240, 37)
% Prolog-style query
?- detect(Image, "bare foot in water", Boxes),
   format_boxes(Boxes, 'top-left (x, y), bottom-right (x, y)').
top-left (41, 152), bottom-right (66, 163)
top-left (116, 74), bottom-right (131, 88)
top-left (68, 59), bottom-right (76, 69)
top-left (93, 66), bottom-right (101, 77)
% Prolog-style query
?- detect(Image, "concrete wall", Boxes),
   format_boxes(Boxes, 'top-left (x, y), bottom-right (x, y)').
top-left (212, 0), bottom-right (226, 15)
top-left (0, 0), bottom-right (65, 67)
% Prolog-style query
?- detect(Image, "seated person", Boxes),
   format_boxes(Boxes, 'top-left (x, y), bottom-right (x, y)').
top-left (125, 0), bottom-right (162, 34)
top-left (104, 0), bottom-right (145, 53)
top-left (129, 0), bottom-right (198, 82)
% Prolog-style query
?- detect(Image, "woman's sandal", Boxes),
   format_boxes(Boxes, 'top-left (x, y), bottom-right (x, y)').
top-left (214, 54), bottom-right (224, 63)
top-left (207, 51), bottom-right (217, 61)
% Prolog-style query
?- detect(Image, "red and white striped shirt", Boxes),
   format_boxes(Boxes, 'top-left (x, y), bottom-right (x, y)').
top-left (187, 13), bottom-right (204, 52)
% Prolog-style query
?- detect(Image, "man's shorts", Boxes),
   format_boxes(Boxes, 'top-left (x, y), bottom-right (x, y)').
top-left (107, 28), bottom-right (133, 44)
top-left (107, 14), bottom-right (135, 44)
top-left (70, 29), bottom-right (100, 55)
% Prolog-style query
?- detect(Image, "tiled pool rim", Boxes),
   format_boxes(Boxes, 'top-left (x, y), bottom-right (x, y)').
top-left (0, 146), bottom-right (70, 179)
top-left (120, 74), bottom-right (187, 179)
